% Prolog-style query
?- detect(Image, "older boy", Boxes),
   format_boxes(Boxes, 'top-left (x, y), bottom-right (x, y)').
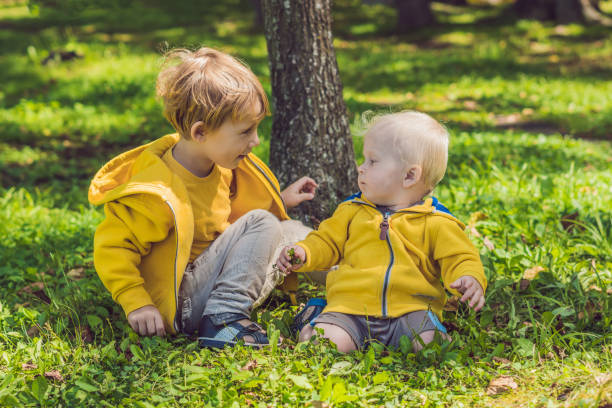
top-left (89, 47), bottom-right (317, 348)
top-left (277, 111), bottom-right (486, 353)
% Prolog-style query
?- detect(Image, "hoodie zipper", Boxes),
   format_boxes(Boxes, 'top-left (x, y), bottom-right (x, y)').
top-left (351, 200), bottom-right (395, 317)
top-left (165, 200), bottom-right (181, 333)
top-left (380, 210), bottom-right (393, 316)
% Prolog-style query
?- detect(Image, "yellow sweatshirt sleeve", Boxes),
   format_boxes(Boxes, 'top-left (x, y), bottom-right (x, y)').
top-left (93, 195), bottom-right (173, 317)
top-left (430, 217), bottom-right (487, 295)
top-left (296, 203), bottom-right (355, 272)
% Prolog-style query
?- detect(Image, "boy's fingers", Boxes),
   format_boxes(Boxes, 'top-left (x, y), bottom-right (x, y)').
top-left (155, 315), bottom-right (166, 337)
top-left (460, 286), bottom-right (477, 303)
top-left (450, 279), bottom-right (464, 290)
top-left (146, 317), bottom-right (156, 336)
top-left (475, 296), bottom-right (485, 312)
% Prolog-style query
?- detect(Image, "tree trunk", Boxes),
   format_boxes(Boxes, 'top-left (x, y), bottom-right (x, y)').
top-left (394, 0), bottom-right (435, 34)
top-left (262, 0), bottom-right (358, 225)
top-left (250, 0), bottom-right (264, 28)
top-left (515, 0), bottom-right (612, 25)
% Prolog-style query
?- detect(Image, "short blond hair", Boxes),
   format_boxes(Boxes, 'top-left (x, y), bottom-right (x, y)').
top-left (367, 111), bottom-right (449, 189)
top-left (156, 47), bottom-right (270, 139)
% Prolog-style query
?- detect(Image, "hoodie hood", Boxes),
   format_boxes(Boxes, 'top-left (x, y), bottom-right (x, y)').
top-left (89, 134), bottom-right (180, 205)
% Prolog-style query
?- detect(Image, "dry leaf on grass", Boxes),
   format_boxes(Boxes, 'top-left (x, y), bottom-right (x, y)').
top-left (483, 237), bottom-right (495, 251)
top-left (67, 267), bottom-right (85, 280)
top-left (241, 360), bottom-right (258, 371)
top-left (486, 375), bottom-right (518, 395)
top-left (80, 326), bottom-right (94, 344)
top-left (523, 266), bottom-right (545, 280)
top-left (18, 282), bottom-right (44, 294)
top-left (492, 356), bottom-right (512, 365)
top-left (444, 296), bottom-right (459, 312)
top-left (27, 325), bottom-right (40, 338)
top-left (519, 279), bottom-right (531, 291)
top-left (22, 362), bottom-right (38, 370)
top-left (44, 370), bottom-right (64, 382)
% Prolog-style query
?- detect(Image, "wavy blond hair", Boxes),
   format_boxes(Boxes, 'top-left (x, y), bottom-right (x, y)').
top-left (156, 47), bottom-right (270, 139)
top-left (366, 111), bottom-right (449, 190)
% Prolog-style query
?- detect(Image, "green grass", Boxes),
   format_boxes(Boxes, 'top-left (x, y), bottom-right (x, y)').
top-left (1, 0), bottom-right (611, 406)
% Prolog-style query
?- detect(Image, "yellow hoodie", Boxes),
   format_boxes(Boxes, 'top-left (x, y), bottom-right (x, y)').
top-left (296, 193), bottom-right (486, 319)
top-left (88, 134), bottom-right (289, 333)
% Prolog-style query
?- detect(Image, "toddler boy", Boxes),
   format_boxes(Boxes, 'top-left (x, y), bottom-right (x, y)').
top-left (277, 111), bottom-right (486, 352)
top-left (89, 47), bottom-right (317, 347)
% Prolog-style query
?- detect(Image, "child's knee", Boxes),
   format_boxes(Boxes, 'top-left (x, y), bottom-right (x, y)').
top-left (412, 330), bottom-right (451, 352)
top-left (246, 209), bottom-right (281, 234)
top-left (315, 323), bottom-right (357, 353)
top-left (298, 324), bottom-right (315, 342)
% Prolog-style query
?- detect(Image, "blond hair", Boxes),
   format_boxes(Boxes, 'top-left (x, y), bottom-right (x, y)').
top-left (366, 111), bottom-right (449, 189)
top-left (156, 47), bottom-right (270, 139)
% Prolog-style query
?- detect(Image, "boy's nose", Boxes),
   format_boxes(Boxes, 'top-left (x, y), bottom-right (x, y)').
top-left (251, 132), bottom-right (260, 147)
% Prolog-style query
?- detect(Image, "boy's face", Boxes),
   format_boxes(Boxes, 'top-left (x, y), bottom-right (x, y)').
top-left (357, 132), bottom-right (405, 206)
top-left (201, 107), bottom-right (262, 169)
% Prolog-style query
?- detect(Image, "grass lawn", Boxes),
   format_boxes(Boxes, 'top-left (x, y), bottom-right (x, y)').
top-left (0, 0), bottom-right (611, 406)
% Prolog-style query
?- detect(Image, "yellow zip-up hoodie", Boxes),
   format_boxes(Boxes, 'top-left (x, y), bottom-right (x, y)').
top-left (296, 193), bottom-right (486, 319)
top-left (88, 134), bottom-right (289, 333)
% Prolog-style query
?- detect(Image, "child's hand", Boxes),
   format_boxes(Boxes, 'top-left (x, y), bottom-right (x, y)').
top-left (450, 276), bottom-right (485, 311)
top-left (280, 177), bottom-right (318, 209)
top-left (127, 305), bottom-right (166, 337)
top-left (276, 245), bottom-right (306, 274)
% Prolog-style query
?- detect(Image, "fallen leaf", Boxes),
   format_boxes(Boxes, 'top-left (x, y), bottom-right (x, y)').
top-left (67, 267), bottom-right (85, 280)
top-left (494, 113), bottom-right (521, 126)
top-left (444, 296), bottom-right (459, 312)
top-left (80, 326), bottom-right (93, 344)
top-left (486, 375), bottom-right (518, 395)
top-left (519, 279), bottom-right (530, 291)
top-left (22, 362), bottom-right (38, 370)
top-left (523, 266), bottom-right (544, 280)
top-left (27, 325), bottom-right (40, 338)
top-left (18, 282), bottom-right (44, 294)
top-left (463, 100), bottom-right (479, 110)
top-left (18, 282), bottom-right (50, 303)
top-left (241, 360), bottom-right (258, 371)
top-left (522, 108), bottom-right (534, 116)
top-left (483, 237), bottom-right (495, 251)
top-left (44, 370), bottom-right (64, 382)
top-left (492, 356), bottom-right (511, 365)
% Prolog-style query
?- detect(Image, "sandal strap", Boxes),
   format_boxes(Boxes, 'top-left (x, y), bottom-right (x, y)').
top-left (233, 322), bottom-right (269, 345)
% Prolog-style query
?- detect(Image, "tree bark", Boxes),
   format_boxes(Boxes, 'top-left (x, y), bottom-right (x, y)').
top-left (262, 0), bottom-right (358, 225)
top-left (394, 0), bottom-right (435, 34)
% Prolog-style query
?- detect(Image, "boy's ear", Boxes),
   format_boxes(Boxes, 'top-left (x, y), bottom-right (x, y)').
top-left (403, 165), bottom-right (423, 188)
top-left (190, 121), bottom-right (206, 142)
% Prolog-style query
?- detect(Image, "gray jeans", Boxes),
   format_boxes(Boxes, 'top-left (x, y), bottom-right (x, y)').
top-left (178, 209), bottom-right (282, 334)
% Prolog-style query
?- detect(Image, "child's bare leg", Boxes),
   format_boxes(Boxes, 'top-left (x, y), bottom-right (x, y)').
top-left (412, 330), bottom-right (452, 352)
top-left (301, 323), bottom-right (357, 353)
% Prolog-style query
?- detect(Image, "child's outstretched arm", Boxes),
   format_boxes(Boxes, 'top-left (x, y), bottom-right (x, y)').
top-left (450, 276), bottom-right (485, 311)
top-left (276, 245), bottom-right (306, 274)
top-left (280, 177), bottom-right (318, 208)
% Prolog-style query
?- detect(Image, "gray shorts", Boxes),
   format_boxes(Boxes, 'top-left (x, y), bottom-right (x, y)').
top-left (313, 310), bottom-right (447, 349)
